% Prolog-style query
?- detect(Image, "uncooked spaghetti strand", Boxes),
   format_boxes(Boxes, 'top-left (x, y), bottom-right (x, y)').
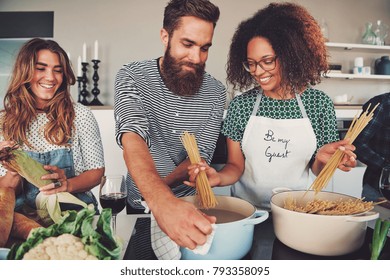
top-left (344, 113), bottom-right (359, 141)
top-left (180, 131), bottom-right (217, 208)
top-left (196, 172), bottom-right (216, 208)
top-left (352, 103), bottom-right (379, 140)
top-left (308, 104), bottom-right (379, 194)
top-left (310, 150), bottom-right (343, 193)
top-left (346, 103), bottom-right (379, 143)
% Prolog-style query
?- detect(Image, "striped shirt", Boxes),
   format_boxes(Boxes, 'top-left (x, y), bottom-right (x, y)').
top-left (114, 58), bottom-right (226, 209)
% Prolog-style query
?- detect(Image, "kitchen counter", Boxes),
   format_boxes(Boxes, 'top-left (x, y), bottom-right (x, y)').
top-left (117, 205), bottom-right (390, 260)
top-left (114, 213), bottom-right (150, 259)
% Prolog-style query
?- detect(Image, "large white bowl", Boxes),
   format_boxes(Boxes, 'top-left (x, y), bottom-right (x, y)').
top-left (271, 190), bottom-right (379, 256)
top-left (0, 248), bottom-right (10, 260)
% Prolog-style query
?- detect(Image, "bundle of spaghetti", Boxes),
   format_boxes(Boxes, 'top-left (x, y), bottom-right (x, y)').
top-left (284, 196), bottom-right (374, 215)
top-left (180, 131), bottom-right (217, 209)
top-left (308, 103), bottom-right (380, 194)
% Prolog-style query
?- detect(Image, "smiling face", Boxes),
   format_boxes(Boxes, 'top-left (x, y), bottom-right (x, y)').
top-left (29, 49), bottom-right (63, 108)
top-left (247, 36), bottom-right (283, 99)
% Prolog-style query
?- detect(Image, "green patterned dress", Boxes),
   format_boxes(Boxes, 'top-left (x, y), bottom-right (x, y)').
top-left (222, 87), bottom-right (339, 163)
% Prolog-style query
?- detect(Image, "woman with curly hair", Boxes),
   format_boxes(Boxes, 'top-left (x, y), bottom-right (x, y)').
top-left (186, 2), bottom-right (357, 210)
top-left (0, 38), bottom-right (105, 214)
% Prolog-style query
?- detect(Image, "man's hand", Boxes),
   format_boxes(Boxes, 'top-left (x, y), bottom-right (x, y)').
top-left (153, 196), bottom-right (216, 249)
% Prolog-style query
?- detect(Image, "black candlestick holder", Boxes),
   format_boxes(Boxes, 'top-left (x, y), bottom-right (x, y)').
top-left (80, 62), bottom-right (90, 105)
top-left (89, 59), bottom-right (103, 106)
top-left (76, 76), bottom-right (82, 103)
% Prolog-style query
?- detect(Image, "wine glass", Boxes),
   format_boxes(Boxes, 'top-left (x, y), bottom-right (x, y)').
top-left (99, 175), bottom-right (127, 235)
top-left (379, 166), bottom-right (390, 201)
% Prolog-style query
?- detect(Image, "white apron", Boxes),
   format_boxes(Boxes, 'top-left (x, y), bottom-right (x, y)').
top-left (231, 92), bottom-right (317, 210)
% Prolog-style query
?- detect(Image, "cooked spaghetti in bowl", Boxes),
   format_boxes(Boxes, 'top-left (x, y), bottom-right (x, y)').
top-left (284, 196), bottom-right (374, 215)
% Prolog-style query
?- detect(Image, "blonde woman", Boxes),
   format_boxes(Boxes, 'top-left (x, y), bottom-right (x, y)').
top-left (0, 38), bottom-right (105, 214)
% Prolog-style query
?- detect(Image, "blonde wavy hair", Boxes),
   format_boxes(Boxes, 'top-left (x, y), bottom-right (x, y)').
top-left (1, 38), bottom-right (76, 148)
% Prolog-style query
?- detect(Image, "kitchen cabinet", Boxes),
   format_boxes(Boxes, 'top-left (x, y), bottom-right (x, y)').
top-left (309, 164), bottom-right (366, 199)
top-left (332, 165), bottom-right (366, 198)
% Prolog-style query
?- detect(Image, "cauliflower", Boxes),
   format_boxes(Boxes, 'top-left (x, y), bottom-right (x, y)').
top-left (22, 234), bottom-right (97, 260)
top-left (8, 208), bottom-right (121, 260)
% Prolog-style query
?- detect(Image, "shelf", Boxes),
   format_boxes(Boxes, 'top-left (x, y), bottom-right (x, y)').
top-left (325, 42), bottom-right (390, 51)
top-left (324, 72), bottom-right (390, 80)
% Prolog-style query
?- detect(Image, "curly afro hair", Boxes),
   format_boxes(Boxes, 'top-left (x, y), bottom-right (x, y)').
top-left (226, 2), bottom-right (329, 93)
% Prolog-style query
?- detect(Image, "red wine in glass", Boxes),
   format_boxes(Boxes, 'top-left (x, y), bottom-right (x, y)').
top-left (99, 175), bottom-right (127, 234)
top-left (100, 193), bottom-right (126, 215)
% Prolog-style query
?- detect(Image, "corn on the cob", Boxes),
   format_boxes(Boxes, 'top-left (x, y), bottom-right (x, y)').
top-left (0, 147), bottom-right (53, 187)
top-left (0, 146), bottom-right (89, 224)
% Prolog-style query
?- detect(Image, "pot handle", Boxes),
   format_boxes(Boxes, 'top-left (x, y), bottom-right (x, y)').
top-left (272, 187), bottom-right (292, 195)
top-left (244, 210), bottom-right (269, 226)
top-left (345, 211), bottom-right (379, 222)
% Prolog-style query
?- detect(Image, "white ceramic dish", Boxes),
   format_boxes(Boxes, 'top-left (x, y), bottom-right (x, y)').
top-left (271, 190), bottom-right (379, 256)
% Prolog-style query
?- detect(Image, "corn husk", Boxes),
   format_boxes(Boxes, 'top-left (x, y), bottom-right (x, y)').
top-left (0, 147), bottom-right (90, 224)
top-left (36, 192), bottom-right (89, 224)
top-left (1, 148), bottom-right (53, 187)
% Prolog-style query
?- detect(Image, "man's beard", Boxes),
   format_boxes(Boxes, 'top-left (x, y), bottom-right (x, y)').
top-left (161, 46), bottom-right (205, 97)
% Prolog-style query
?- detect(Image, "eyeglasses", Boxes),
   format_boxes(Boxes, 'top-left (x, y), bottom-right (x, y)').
top-left (242, 56), bottom-right (278, 73)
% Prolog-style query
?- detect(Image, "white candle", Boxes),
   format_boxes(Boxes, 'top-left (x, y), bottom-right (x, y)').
top-left (77, 55), bottom-right (82, 77)
top-left (94, 40), bottom-right (99, 60)
top-left (82, 43), bottom-right (87, 62)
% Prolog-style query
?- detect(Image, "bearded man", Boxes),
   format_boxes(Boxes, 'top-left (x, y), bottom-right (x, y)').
top-left (114, 0), bottom-right (226, 257)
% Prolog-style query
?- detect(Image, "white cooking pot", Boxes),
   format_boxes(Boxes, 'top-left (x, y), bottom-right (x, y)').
top-left (271, 190), bottom-right (379, 256)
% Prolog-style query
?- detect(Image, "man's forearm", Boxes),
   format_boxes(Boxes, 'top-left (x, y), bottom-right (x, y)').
top-left (122, 133), bottom-right (173, 211)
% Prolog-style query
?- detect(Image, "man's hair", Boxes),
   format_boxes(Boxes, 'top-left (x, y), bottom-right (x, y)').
top-left (163, 0), bottom-right (220, 35)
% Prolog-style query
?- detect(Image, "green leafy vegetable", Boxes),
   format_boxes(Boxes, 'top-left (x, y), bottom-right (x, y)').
top-left (7, 207), bottom-right (121, 260)
top-left (370, 218), bottom-right (390, 260)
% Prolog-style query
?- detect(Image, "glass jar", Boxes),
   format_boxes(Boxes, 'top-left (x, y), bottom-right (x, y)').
top-left (362, 22), bottom-right (376, 45)
top-left (373, 20), bottom-right (389, 45)
top-left (319, 19), bottom-right (329, 42)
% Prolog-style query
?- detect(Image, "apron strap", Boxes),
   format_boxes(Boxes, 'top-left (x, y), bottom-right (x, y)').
top-left (251, 90), bottom-right (309, 119)
top-left (251, 91), bottom-right (263, 116)
top-left (295, 93), bottom-right (308, 118)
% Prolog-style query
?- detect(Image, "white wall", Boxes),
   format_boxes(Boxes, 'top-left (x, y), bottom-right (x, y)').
top-left (1, 0), bottom-right (390, 105)
top-left (91, 108), bottom-right (127, 176)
